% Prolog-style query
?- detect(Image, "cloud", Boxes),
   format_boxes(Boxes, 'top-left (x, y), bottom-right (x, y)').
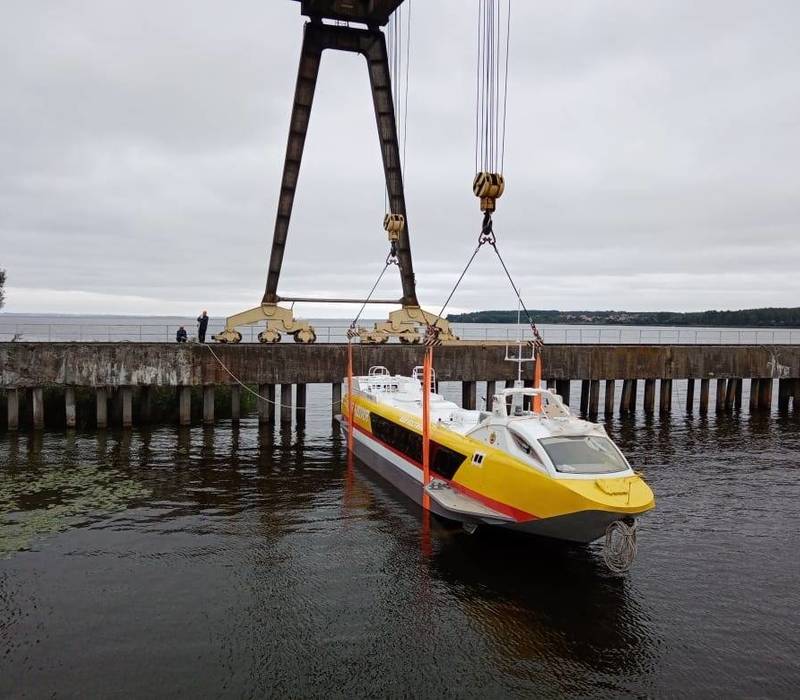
top-left (1, 0), bottom-right (798, 319)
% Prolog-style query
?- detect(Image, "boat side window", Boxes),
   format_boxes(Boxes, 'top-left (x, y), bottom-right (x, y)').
top-left (539, 436), bottom-right (628, 475)
top-left (370, 413), bottom-right (466, 479)
top-left (509, 429), bottom-right (532, 455)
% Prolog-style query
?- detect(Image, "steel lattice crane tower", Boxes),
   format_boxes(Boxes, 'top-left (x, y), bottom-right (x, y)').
top-left (214, 0), bottom-right (457, 344)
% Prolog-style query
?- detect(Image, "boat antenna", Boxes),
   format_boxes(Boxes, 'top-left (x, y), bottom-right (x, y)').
top-left (516, 294), bottom-right (523, 382)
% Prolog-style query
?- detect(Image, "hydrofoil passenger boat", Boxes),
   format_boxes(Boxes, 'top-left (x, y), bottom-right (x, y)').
top-left (339, 366), bottom-right (654, 545)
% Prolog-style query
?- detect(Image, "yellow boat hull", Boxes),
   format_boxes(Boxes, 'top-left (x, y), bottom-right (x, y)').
top-left (343, 393), bottom-right (655, 544)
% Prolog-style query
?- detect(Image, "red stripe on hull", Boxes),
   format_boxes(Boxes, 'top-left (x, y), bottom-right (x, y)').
top-left (350, 421), bottom-right (538, 523)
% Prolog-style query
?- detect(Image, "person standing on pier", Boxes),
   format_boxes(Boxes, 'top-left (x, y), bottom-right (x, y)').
top-left (197, 311), bottom-right (209, 343)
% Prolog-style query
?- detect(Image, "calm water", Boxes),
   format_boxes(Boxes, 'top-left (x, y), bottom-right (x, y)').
top-left (1, 384), bottom-right (799, 698)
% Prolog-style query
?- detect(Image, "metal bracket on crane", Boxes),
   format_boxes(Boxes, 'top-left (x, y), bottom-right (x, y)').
top-left (354, 306), bottom-right (459, 345)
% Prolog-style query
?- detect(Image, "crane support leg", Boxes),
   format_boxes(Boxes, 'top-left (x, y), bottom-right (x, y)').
top-left (262, 21), bottom-right (418, 307)
top-left (216, 17), bottom-right (455, 344)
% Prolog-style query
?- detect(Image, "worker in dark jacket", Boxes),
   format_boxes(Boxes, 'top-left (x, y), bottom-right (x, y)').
top-left (176, 326), bottom-right (188, 343)
top-left (197, 311), bottom-right (209, 343)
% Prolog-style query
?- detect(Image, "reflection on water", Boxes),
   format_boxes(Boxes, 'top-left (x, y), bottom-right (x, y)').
top-left (1, 386), bottom-right (799, 697)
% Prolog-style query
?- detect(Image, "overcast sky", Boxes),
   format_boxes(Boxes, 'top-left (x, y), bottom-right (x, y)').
top-left (1, 0), bottom-right (799, 318)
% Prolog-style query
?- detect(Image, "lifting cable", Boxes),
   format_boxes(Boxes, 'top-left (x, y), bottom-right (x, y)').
top-left (429, 0), bottom-right (541, 346)
top-left (352, 4), bottom-right (412, 336)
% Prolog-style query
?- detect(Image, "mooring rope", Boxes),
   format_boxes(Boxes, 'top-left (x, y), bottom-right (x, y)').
top-left (204, 343), bottom-right (342, 411)
top-left (602, 519), bottom-right (638, 574)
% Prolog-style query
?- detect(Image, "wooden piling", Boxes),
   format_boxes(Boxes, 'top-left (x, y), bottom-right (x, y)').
top-left (280, 384), bottom-right (292, 423)
top-left (643, 379), bottom-right (656, 415)
top-left (178, 386), bottom-right (191, 426)
top-left (231, 385), bottom-right (241, 422)
top-left (734, 378), bottom-right (743, 410)
top-left (686, 378), bottom-right (695, 413)
top-left (96, 388), bottom-right (108, 429)
top-left (794, 378), bottom-right (800, 412)
top-left (580, 380), bottom-right (590, 415)
top-left (296, 383), bottom-right (307, 423)
top-left (32, 388), bottom-right (44, 429)
top-left (7, 389), bottom-right (19, 431)
top-left (556, 380), bottom-right (571, 405)
top-left (716, 378), bottom-right (727, 413)
top-left (604, 380), bottom-right (615, 416)
top-left (462, 381), bottom-right (476, 411)
top-left (588, 380), bottom-right (600, 417)
top-left (203, 386), bottom-right (215, 425)
top-left (332, 383), bottom-right (342, 417)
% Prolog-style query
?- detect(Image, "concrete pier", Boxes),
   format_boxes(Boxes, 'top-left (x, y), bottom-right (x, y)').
top-left (280, 384), bottom-right (292, 423)
top-left (716, 379), bottom-right (727, 413)
top-left (2, 342), bottom-right (799, 429)
top-left (588, 380), bottom-right (600, 417)
top-left (65, 387), bottom-right (76, 428)
top-left (659, 379), bottom-right (672, 415)
top-left (122, 387), bottom-right (133, 428)
top-left (32, 388), bottom-right (44, 429)
top-left (203, 386), bottom-right (214, 425)
top-left (231, 385), bottom-right (241, 422)
top-left (140, 386), bottom-right (152, 423)
top-left (604, 380), bottom-right (615, 416)
top-left (462, 381), bottom-right (476, 411)
top-left (7, 388), bottom-right (19, 431)
top-left (643, 379), bottom-right (656, 415)
top-left (96, 388), bottom-right (108, 428)
top-left (296, 383), bottom-right (307, 423)
top-left (179, 386), bottom-right (191, 426)
top-left (258, 384), bottom-right (274, 424)
top-left (700, 379), bottom-right (710, 414)
top-left (485, 381), bottom-right (496, 410)
top-left (620, 380), bottom-right (634, 414)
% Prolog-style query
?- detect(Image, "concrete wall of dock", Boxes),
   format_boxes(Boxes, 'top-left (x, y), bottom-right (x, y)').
top-left (1, 342), bottom-right (799, 429)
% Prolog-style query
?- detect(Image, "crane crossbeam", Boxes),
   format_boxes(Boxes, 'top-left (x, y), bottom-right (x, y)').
top-left (291, 0), bottom-right (405, 27)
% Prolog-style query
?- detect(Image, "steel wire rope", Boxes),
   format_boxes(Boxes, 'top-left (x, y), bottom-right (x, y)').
top-left (350, 259), bottom-right (395, 331)
top-left (204, 344), bottom-right (341, 410)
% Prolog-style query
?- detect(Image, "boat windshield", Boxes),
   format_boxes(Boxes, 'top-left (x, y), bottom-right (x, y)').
top-left (539, 436), bottom-right (629, 474)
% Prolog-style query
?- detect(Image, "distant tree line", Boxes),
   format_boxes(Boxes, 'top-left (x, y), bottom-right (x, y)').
top-left (0, 268), bottom-right (5, 309)
top-left (447, 307), bottom-right (800, 328)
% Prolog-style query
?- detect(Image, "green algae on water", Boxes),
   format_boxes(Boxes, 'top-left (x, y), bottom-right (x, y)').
top-left (0, 465), bottom-right (151, 557)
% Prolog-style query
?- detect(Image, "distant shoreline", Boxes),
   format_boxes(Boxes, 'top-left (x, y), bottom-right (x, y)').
top-left (447, 307), bottom-right (800, 329)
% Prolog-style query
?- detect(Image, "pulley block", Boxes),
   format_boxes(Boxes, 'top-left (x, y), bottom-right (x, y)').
top-left (473, 171), bottom-right (505, 212)
top-left (383, 213), bottom-right (405, 242)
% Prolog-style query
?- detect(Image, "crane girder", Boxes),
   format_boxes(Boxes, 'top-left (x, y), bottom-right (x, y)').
top-left (291, 0), bottom-right (405, 26)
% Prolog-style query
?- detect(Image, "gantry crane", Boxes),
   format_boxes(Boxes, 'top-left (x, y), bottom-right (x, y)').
top-left (213, 0), bottom-right (457, 344)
